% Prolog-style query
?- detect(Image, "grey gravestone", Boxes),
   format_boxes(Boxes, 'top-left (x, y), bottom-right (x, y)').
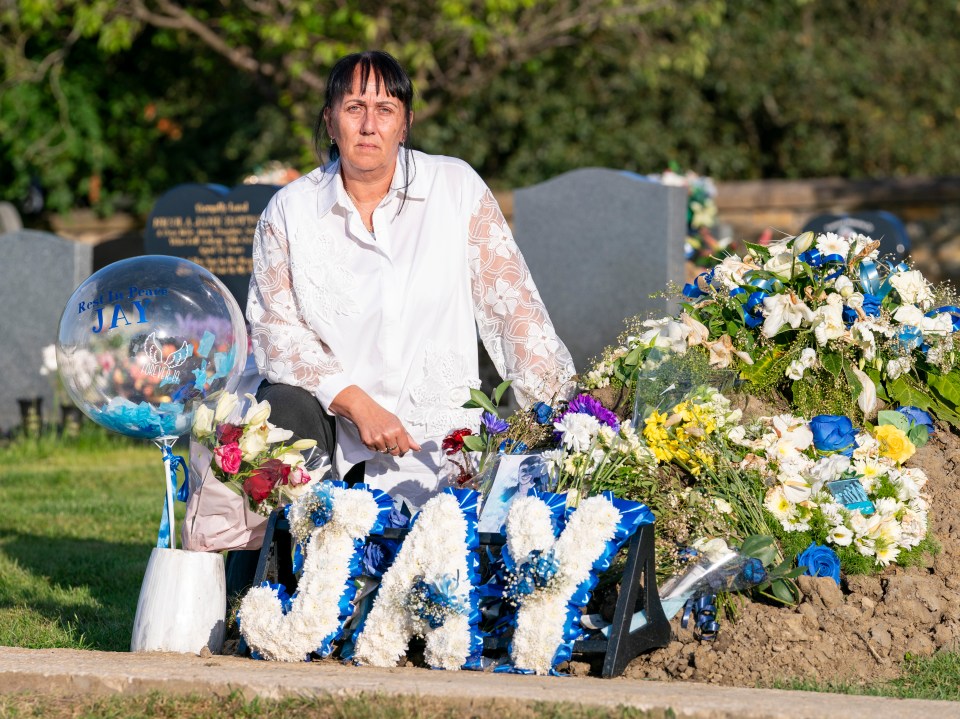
top-left (0, 201), bottom-right (22, 234)
top-left (143, 183), bottom-right (280, 310)
top-left (513, 168), bottom-right (687, 370)
top-left (0, 230), bottom-right (92, 433)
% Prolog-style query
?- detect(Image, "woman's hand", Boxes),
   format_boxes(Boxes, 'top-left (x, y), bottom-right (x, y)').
top-left (329, 385), bottom-right (421, 457)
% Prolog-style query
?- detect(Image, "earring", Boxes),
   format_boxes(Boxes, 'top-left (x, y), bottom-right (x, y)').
top-left (330, 138), bottom-right (337, 146)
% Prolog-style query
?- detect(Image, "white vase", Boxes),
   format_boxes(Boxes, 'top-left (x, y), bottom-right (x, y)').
top-left (130, 547), bottom-right (226, 654)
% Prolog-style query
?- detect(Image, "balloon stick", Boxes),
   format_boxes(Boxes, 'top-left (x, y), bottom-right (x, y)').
top-left (158, 436), bottom-right (178, 550)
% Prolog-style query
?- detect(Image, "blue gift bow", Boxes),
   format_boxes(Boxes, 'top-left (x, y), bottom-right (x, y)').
top-left (290, 482), bottom-right (393, 575)
top-left (496, 492), bottom-right (654, 674)
top-left (858, 258), bottom-right (909, 299)
top-left (681, 595), bottom-right (719, 641)
top-left (898, 325), bottom-right (923, 351)
top-left (156, 443), bottom-right (190, 549)
top-left (683, 270), bottom-right (714, 299)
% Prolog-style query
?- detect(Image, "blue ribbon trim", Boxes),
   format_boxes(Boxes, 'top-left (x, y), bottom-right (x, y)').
top-left (441, 487), bottom-right (485, 670)
top-left (926, 306), bottom-right (960, 333)
top-left (156, 444), bottom-right (190, 549)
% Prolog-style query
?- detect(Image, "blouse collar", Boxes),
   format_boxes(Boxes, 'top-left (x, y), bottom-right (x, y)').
top-left (314, 147), bottom-right (426, 219)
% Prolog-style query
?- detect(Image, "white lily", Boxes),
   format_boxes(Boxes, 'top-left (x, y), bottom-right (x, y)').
top-left (850, 365), bottom-right (878, 416)
top-left (243, 394), bottom-right (272, 426)
top-left (810, 294), bottom-right (846, 345)
top-left (761, 292), bottom-right (813, 338)
top-left (214, 392), bottom-right (240, 422)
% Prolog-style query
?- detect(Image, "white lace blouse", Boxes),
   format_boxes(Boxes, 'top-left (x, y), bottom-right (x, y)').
top-left (247, 149), bottom-right (576, 507)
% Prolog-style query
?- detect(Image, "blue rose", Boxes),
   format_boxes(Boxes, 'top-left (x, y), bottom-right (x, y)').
top-left (532, 401), bottom-right (554, 425)
top-left (810, 415), bottom-right (858, 455)
top-left (897, 405), bottom-right (934, 435)
top-left (797, 542), bottom-right (841, 586)
top-left (861, 293), bottom-right (882, 317)
top-left (362, 539), bottom-right (400, 578)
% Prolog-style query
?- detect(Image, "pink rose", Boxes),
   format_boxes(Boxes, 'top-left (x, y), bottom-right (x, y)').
top-left (288, 466), bottom-right (310, 486)
top-left (214, 441), bottom-right (243, 474)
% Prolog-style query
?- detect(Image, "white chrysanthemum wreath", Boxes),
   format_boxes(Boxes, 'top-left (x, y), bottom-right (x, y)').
top-left (502, 493), bottom-right (623, 675)
top-left (238, 483), bottom-right (380, 661)
top-left (352, 489), bottom-right (479, 670)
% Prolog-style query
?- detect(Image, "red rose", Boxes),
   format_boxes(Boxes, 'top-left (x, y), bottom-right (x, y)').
top-left (213, 441), bottom-right (243, 474)
top-left (217, 423), bottom-right (243, 445)
top-left (442, 427), bottom-right (473, 455)
top-left (242, 458), bottom-right (292, 503)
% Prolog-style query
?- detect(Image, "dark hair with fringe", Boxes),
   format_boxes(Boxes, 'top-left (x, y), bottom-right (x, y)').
top-left (314, 51), bottom-right (415, 206)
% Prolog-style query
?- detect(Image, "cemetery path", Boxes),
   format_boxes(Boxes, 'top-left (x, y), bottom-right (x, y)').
top-left (0, 646), bottom-right (957, 718)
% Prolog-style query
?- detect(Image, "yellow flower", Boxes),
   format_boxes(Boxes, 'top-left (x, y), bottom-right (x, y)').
top-left (873, 424), bottom-right (916, 465)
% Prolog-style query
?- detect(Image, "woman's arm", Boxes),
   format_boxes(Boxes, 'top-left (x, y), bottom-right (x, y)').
top-left (468, 189), bottom-right (577, 407)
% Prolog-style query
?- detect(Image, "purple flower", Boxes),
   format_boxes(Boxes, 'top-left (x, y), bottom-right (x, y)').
top-left (482, 411), bottom-right (509, 435)
top-left (562, 393), bottom-right (620, 431)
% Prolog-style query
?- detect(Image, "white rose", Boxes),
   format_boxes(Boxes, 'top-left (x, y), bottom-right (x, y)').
top-left (192, 404), bottom-right (215, 438)
top-left (889, 270), bottom-right (933, 308)
top-left (893, 304), bottom-right (925, 327)
top-left (449, 385), bottom-right (471, 406)
top-left (763, 251), bottom-right (797, 278)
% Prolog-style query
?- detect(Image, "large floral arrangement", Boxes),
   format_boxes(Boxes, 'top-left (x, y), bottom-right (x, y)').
top-left (584, 231), bottom-right (960, 428)
top-left (730, 408), bottom-right (932, 569)
top-left (191, 391), bottom-right (328, 514)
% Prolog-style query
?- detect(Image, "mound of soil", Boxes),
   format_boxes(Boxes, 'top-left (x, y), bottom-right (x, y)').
top-left (622, 425), bottom-right (960, 687)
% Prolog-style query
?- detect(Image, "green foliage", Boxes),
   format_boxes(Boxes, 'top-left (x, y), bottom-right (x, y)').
top-left (7, 1), bottom-right (960, 215)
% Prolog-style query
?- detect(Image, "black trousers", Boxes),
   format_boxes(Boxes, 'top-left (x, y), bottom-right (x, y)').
top-left (225, 380), bottom-right (364, 599)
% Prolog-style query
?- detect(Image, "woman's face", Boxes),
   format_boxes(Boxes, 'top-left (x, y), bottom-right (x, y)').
top-left (324, 66), bottom-right (409, 178)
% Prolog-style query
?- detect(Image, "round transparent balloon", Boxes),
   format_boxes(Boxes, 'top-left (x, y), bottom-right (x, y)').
top-left (57, 255), bottom-right (248, 440)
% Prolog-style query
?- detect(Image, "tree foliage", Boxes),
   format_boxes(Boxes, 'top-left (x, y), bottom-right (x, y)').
top-left (2, 0), bottom-right (960, 215)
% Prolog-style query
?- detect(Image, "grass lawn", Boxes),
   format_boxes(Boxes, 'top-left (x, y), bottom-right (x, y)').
top-left (0, 425), bottom-right (166, 650)
top-left (0, 692), bottom-right (666, 719)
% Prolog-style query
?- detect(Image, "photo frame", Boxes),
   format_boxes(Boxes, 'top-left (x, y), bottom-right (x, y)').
top-left (477, 454), bottom-right (551, 534)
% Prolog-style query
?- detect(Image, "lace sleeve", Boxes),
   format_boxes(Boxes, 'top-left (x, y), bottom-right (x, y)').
top-left (469, 190), bottom-right (576, 407)
top-left (246, 216), bottom-right (352, 409)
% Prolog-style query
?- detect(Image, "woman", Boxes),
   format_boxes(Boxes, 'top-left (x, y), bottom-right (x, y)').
top-left (247, 50), bottom-right (575, 508)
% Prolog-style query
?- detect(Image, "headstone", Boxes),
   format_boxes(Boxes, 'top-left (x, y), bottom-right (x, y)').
top-left (143, 184), bottom-right (280, 310)
top-left (802, 211), bottom-right (910, 261)
top-left (513, 169), bottom-right (687, 370)
top-left (0, 230), bottom-right (92, 433)
top-left (0, 201), bottom-right (22, 234)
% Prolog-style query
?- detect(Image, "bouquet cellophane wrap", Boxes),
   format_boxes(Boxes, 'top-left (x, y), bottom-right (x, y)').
top-left (181, 440), bottom-right (267, 552)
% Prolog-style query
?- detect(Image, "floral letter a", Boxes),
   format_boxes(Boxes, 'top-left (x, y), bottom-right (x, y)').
top-left (353, 488), bottom-right (481, 670)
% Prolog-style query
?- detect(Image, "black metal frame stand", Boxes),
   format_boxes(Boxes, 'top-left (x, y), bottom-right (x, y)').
top-left (240, 510), bottom-right (671, 677)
